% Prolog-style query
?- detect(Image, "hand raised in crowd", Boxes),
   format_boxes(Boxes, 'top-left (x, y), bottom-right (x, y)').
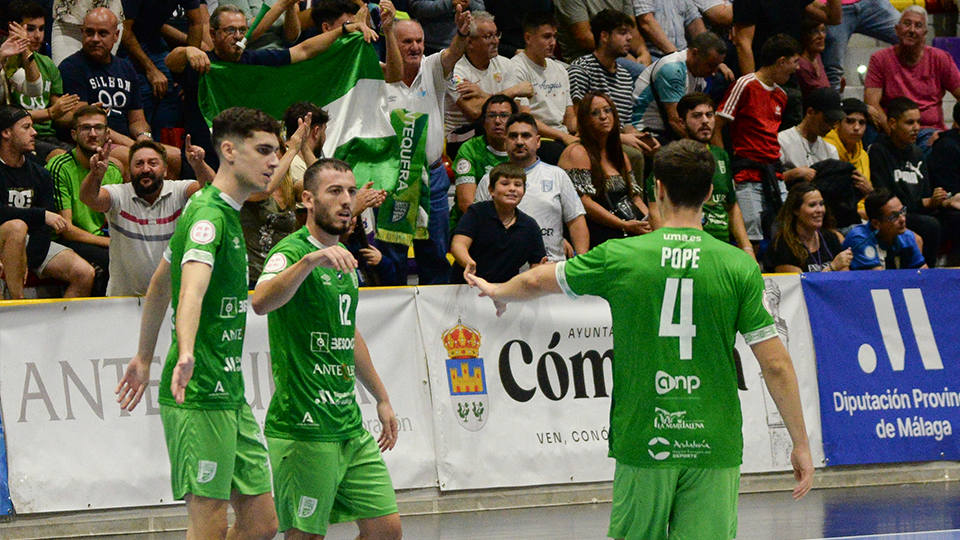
top-left (184, 134), bottom-right (205, 169)
top-left (831, 248), bottom-right (853, 271)
top-left (116, 355), bottom-right (152, 411)
top-left (380, 0), bottom-right (397, 31)
top-left (453, 0), bottom-right (471, 10)
top-left (454, 3), bottom-right (473, 36)
top-left (359, 245), bottom-right (382, 266)
top-left (49, 94), bottom-right (81, 121)
top-left (851, 169), bottom-right (872, 195)
top-left (355, 181), bottom-right (387, 215)
top-left (306, 245), bottom-right (358, 272)
top-left (0, 33), bottom-right (28, 61)
top-left (353, 19), bottom-right (380, 43)
top-left (89, 140), bottom-right (112, 179)
top-left (185, 46), bottom-right (211, 74)
top-left (45, 210), bottom-right (68, 234)
top-left (287, 112), bottom-right (313, 154)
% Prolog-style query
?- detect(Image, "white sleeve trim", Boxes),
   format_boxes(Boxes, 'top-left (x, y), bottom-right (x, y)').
top-left (256, 272), bottom-right (277, 286)
top-left (555, 261), bottom-right (579, 299)
top-left (743, 324), bottom-right (778, 346)
top-left (182, 248), bottom-right (215, 268)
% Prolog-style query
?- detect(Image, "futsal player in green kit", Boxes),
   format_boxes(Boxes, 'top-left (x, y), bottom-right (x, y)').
top-left (250, 158), bottom-right (402, 540)
top-left (116, 107), bottom-right (283, 540)
top-left (467, 140), bottom-right (814, 540)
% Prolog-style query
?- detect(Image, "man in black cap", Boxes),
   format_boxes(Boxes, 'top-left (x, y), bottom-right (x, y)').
top-left (778, 87), bottom-right (846, 182)
top-left (0, 106), bottom-right (95, 299)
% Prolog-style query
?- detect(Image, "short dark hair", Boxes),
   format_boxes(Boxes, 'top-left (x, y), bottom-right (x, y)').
top-left (72, 105), bottom-right (108, 129)
top-left (210, 5), bottom-right (244, 29)
top-left (676, 92), bottom-right (715, 121)
top-left (886, 97), bottom-right (919, 120)
top-left (489, 162), bottom-right (526, 187)
top-left (589, 9), bottom-right (635, 46)
top-left (303, 157), bottom-right (352, 194)
top-left (481, 94), bottom-right (519, 120)
top-left (7, 0), bottom-right (46, 23)
top-left (312, 0), bottom-right (360, 29)
top-left (864, 188), bottom-right (897, 222)
top-left (129, 139), bottom-right (168, 164)
top-left (652, 140), bottom-right (716, 209)
top-left (758, 33), bottom-right (802, 68)
top-left (505, 112), bottom-right (539, 133)
top-left (211, 107), bottom-right (281, 158)
top-left (522, 11), bottom-right (558, 33)
top-left (283, 101), bottom-right (330, 139)
top-left (688, 31), bottom-right (727, 56)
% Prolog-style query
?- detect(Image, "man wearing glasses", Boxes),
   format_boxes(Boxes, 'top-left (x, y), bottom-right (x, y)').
top-left (46, 105), bottom-right (124, 296)
top-left (165, 4), bottom-right (381, 172)
top-left (451, 94), bottom-right (515, 232)
top-left (843, 189), bottom-right (927, 270)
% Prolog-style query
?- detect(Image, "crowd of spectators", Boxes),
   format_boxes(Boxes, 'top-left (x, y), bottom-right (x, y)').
top-left (1, 0), bottom-right (960, 300)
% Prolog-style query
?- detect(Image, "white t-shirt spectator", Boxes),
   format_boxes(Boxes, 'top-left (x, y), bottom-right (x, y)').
top-left (511, 52), bottom-right (574, 133)
top-left (445, 55), bottom-right (520, 141)
top-left (386, 52), bottom-right (448, 166)
top-left (778, 126), bottom-right (839, 168)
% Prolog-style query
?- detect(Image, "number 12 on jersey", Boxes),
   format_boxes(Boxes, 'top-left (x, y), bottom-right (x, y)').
top-left (659, 278), bottom-right (696, 359)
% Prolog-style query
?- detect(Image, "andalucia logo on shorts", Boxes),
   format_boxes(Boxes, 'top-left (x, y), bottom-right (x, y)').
top-left (297, 496), bottom-right (318, 518)
top-left (197, 460), bottom-right (218, 483)
top-left (443, 319), bottom-right (489, 431)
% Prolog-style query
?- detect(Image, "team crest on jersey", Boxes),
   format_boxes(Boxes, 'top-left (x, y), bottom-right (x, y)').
top-left (197, 460), bottom-right (218, 483)
top-left (264, 253), bottom-right (287, 273)
top-left (443, 319), bottom-right (489, 431)
top-left (864, 246), bottom-right (877, 260)
top-left (452, 74), bottom-right (463, 85)
top-left (493, 72), bottom-right (502, 83)
top-left (190, 220), bottom-right (216, 245)
top-left (297, 496), bottom-right (318, 518)
top-left (541, 179), bottom-right (553, 192)
top-left (456, 159), bottom-right (471, 175)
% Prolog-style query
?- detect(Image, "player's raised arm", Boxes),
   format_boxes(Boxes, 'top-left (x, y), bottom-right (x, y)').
top-left (750, 336), bottom-right (814, 499)
top-left (117, 259), bottom-right (172, 411)
top-left (466, 263), bottom-right (562, 317)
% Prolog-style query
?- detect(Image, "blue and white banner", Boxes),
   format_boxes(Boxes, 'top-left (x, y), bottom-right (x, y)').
top-left (802, 270), bottom-right (960, 466)
top-left (0, 412), bottom-right (11, 515)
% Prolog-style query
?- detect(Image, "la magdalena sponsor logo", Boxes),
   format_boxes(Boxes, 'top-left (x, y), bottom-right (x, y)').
top-left (444, 319), bottom-right (489, 431)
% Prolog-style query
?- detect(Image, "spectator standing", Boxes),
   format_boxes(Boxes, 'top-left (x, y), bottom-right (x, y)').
top-left (409, 0), bottom-right (485, 55)
top-left (821, 0), bottom-right (900, 90)
top-left (444, 11), bottom-right (529, 154)
top-left (647, 92), bottom-right (753, 257)
top-left (512, 11), bottom-right (577, 162)
top-left (559, 91), bottom-right (650, 248)
top-left (693, 0), bottom-right (732, 30)
top-left (843, 188), bottom-right (926, 270)
top-left (768, 181), bottom-right (852, 272)
top-left (451, 94), bottom-right (513, 233)
top-left (778, 87), bottom-right (843, 169)
top-left (0, 106), bottom-right (93, 299)
top-left (8, 0), bottom-right (80, 163)
top-left (450, 162), bottom-right (546, 284)
top-left (50, 0), bottom-right (124, 66)
top-left (47, 105), bottom-right (123, 296)
top-left (381, 9), bottom-right (472, 284)
top-left (475, 113), bottom-right (589, 260)
top-left (483, 0), bottom-right (553, 57)
top-left (716, 34), bottom-right (802, 245)
top-left (868, 97), bottom-right (960, 267)
top-left (731, 0), bottom-right (840, 75)
top-left (219, 0), bottom-right (301, 50)
top-left (554, 0), bottom-right (648, 65)
top-left (632, 30), bottom-right (726, 140)
top-left (796, 19), bottom-right (830, 99)
top-left (634, 0), bottom-right (705, 60)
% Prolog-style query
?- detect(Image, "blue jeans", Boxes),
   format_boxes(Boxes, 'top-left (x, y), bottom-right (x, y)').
top-left (822, 0), bottom-right (900, 89)
top-left (138, 48), bottom-right (182, 134)
top-left (616, 57), bottom-right (646, 82)
top-left (380, 164), bottom-right (451, 285)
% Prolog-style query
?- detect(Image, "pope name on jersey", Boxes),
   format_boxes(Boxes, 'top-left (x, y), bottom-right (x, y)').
top-left (159, 185), bottom-right (249, 409)
top-left (558, 228), bottom-right (776, 467)
top-left (259, 227), bottom-right (364, 441)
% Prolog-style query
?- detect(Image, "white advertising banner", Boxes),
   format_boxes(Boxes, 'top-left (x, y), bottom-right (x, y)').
top-left (420, 279), bottom-right (825, 491)
top-left (0, 288), bottom-right (437, 514)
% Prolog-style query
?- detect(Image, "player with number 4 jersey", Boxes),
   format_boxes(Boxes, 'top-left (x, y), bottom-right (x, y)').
top-left (467, 140), bottom-right (813, 540)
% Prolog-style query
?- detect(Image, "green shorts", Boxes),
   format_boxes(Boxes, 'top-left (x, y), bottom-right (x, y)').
top-left (160, 404), bottom-right (272, 501)
top-left (268, 431), bottom-right (398, 536)
top-left (608, 462), bottom-right (740, 540)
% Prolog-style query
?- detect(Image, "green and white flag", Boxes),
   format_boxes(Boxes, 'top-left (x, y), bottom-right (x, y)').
top-left (196, 33), bottom-right (428, 243)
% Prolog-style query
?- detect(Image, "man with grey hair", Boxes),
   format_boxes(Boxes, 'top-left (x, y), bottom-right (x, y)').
top-left (821, 0), bottom-right (900, 90)
top-left (445, 10), bottom-right (533, 154)
top-left (381, 6), bottom-right (472, 284)
top-left (864, 4), bottom-right (960, 151)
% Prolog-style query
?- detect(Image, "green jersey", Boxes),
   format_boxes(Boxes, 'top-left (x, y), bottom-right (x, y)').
top-left (450, 136), bottom-right (508, 232)
top-left (646, 146), bottom-right (736, 242)
top-left (558, 227), bottom-right (776, 468)
top-left (48, 149), bottom-right (123, 235)
top-left (160, 185), bottom-right (249, 410)
top-left (259, 227), bottom-right (364, 442)
top-left (10, 53), bottom-right (62, 138)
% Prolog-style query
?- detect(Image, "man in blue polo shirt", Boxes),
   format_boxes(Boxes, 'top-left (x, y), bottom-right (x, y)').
top-left (843, 188), bottom-right (926, 270)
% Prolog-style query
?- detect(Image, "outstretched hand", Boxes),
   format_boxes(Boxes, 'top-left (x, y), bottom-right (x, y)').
top-left (306, 245), bottom-right (358, 273)
top-left (89, 139), bottom-right (112, 179)
top-left (454, 4), bottom-right (472, 37)
top-left (288, 112), bottom-right (313, 153)
top-left (465, 273), bottom-right (508, 317)
top-left (184, 134), bottom-right (205, 166)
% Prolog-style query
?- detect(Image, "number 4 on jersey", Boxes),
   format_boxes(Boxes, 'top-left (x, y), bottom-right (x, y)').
top-left (660, 278), bottom-right (696, 360)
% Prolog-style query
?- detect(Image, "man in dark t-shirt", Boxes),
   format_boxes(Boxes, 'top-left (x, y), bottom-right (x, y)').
top-left (732, 0), bottom-right (841, 74)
